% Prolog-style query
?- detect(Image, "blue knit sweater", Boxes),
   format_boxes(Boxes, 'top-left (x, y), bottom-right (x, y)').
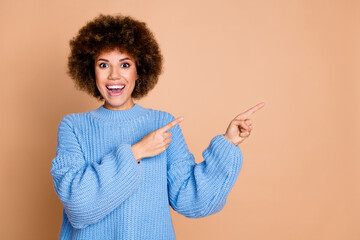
top-left (51, 104), bottom-right (243, 240)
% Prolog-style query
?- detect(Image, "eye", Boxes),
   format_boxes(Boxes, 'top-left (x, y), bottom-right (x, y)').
top-left (121, 62), bottom-right (130, 68)
top-left (99, 63), bottom-right (108, 68)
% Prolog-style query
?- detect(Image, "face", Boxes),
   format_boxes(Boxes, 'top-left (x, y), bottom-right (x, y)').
top-left (95, 48), bottom-right (138, 111)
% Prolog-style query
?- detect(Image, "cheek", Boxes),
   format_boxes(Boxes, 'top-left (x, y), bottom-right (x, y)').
top-left (133, 69), bottom-right (139, 81)
top-left (94, 77), bottom-right (105, 95)
top-left (95, 70), bottom-right (106, 86)
top-left (127, 71), bottom-right (138, 86)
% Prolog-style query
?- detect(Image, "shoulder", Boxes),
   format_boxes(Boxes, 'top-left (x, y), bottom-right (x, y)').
top-left (58, 111), bottom-right (91, 130)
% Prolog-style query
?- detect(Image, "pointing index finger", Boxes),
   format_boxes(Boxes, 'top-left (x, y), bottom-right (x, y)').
top-left (236, 102), bottom-right (265, 120)
top-left (159, 117), bottom-right (184, 132)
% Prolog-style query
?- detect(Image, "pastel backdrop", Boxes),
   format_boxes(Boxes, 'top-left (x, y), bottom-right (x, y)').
top-left (0, 0), bottom-right (359, 239)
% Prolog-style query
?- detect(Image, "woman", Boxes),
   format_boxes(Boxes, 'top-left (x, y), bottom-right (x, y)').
top-left (51, 14), bottom-right (264, 239)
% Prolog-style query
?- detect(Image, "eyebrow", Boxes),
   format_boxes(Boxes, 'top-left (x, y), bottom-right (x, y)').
top-left (96, 57), bottom-right (132, 62)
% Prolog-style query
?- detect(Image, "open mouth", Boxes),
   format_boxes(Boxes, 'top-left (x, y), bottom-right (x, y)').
top-left (106, 84), bottom-right (125, 94)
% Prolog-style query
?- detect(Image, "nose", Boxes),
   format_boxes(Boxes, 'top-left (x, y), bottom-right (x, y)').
top-left (108, 66), bottom-right (121, 80)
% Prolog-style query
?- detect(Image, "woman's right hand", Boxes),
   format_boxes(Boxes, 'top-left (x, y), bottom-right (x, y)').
top-left (131, 117), bottom-right (184, 162)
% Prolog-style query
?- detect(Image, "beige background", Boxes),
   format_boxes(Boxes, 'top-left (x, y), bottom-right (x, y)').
top-left (1, 0), bottom-right (359, 239)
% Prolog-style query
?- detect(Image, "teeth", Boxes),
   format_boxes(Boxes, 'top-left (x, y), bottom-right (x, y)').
top-left (107, 85), bottom-right (125, 90)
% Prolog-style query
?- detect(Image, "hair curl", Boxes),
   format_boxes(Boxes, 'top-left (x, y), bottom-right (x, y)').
top-left (67, 14), bottom-right (163, 99)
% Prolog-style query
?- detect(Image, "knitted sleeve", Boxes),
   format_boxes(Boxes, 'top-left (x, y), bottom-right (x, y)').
top-left (166, 115), bottom-right (243, 218)
top-left (50, 115), bottom-right (144, 229)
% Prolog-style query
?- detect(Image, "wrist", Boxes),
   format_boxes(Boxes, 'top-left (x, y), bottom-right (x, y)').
top-left (223, 134), bottom-right (239, 146)
top-left (131, 143), bottom-right (143, 162)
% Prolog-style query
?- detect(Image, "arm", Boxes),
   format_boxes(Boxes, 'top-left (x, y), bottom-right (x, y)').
top-left (50, 116), bottom-right (144, 229)
top-left (166, 102), bottom-right (265, 217)
top-left (166, 116), bottom-right (243, 218)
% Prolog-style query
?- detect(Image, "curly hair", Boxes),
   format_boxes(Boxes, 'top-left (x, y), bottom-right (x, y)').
top-left (67, 14), bottom-right (163, 99)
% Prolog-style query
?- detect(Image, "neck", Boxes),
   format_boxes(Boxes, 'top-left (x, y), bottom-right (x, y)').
top-left (103, 99), bottom-right (135, 111)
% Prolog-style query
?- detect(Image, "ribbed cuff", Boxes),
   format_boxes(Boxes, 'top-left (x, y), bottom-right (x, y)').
top-left (202, 135), bottom-right (243, 176)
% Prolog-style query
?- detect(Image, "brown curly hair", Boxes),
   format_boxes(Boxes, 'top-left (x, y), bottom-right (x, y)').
top-left (67, 14), bottom-right (163, 99)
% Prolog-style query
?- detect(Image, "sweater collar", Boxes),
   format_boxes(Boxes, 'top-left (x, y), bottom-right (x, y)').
top-left (90, 104), bottom-right (149, 123)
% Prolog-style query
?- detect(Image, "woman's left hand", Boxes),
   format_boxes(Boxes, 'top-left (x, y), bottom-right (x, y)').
top-left (224, 102), bottom-right (265, 146)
